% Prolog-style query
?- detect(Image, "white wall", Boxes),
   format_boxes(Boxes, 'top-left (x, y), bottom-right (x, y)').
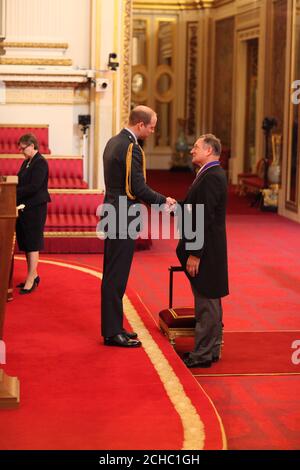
top-left (0, 0), bottom-right (127, 187)
top-left (0, 102), bottom-right (88, 155)
top-left (5, 0), bottom-right (91, 68)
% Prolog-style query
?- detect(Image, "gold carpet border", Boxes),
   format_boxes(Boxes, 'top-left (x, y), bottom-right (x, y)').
top-left (135, 292), bottom-right (227, 450)
top-left (192, 380), bottom-right (227, 449)
top-left (123, 296), bottom-right (205, 450)
top-left (14, 256), bottom-right (206, 450)
top-left (44, 232), bottom-right (99, 238)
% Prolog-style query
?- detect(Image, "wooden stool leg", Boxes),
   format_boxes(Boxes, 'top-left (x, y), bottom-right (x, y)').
top-left (7, 256), bottom-right (14, 302)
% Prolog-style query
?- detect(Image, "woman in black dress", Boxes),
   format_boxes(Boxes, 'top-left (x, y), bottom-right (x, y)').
top-left (16, 133), bottom-right (51, 294)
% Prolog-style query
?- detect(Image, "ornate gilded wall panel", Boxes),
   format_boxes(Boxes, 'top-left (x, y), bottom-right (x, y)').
top-left (272, 0), bottom-right (288, 134)
top-left (154, 19), bottom-right (176, 148)
top-left (131, 13), bottom-right (177, 155)
top-left (244, 37), bottom-right (258, 172)
top-left (212, 16), bottom-right (234, 148)
top-left (185, 22), bottom-right (198, 141)
top-left (285, 0), bottom-right (300, 210)
top-left (121, 0), bottom-right (133, 128)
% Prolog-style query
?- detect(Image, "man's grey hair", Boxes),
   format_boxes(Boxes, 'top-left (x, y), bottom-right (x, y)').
top-left (200, 133), bottom-right (222, 156)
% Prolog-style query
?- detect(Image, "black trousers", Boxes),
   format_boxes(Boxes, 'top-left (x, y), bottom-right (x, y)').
top-left (101, 237), bottom-right (135, 337)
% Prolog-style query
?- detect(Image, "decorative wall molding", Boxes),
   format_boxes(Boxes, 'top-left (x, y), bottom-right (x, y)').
top-left (237, 27), bottom-right (260, 40)
top-left (213, 0), bottom-right (234, 6)
top-left (4, 81), bottom-right (89, 90)
top-left (4, 87), bottom-right (89, 105)
top-left (0, 67), bottom-right (90, 84)
top-left (4, 0), bottom-right (91, 69)
top-left (0, 57), bottom-right (72, 66)
top-left (236, 0), bottom-right (262, 14)
top-left (121, 0), bottom-right (133, 128)
top-left (154, 65), bottom-right (175, 103)
top-left (133, 0), bottom-right (213, 10)
top-left (3, 42), bottom-right (69, 49)
top-left (185, 21), bottom-right (198, 138)
top-left (236, 8), bottom-right (261, 30)
top-left (2, 41), bottom-right (70, 63)
top-left (74, 88), bottom-right (90, 105)
top-left (212, 1), bottom-right (237, 20)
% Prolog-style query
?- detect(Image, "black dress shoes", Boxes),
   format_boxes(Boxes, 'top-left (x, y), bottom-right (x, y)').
top-left (104, 333), bottom-right (142, 348)
top-left (20, 283), bottom-right (36, 295)
top-left (183, 356), bottom-right (212, 368)
top-left (17, 276), bottom-right (40, 289)
top-left (183, 351), bottom-right (219, 364)
top-left (19, 276), bottom-right (40, 295)
top-left (122, 329), bottom-right (138, 339)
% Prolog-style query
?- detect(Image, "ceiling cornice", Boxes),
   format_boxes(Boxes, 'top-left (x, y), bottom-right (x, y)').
top-left (133, 0), bottom-right (214, 11)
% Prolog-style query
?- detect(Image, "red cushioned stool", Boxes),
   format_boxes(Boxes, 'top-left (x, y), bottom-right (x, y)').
top-left (159, 266), bottom-right (195, 346)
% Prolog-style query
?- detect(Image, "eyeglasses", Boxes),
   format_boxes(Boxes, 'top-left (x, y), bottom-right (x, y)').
top-left (18, 143), bottom-right (31, 152)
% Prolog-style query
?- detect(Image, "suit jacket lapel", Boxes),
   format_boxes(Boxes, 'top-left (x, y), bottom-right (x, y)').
top-left (184, 170), bottom-right (206, 202)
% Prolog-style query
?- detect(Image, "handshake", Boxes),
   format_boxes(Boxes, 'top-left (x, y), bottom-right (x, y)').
top-left (165, 197), bottom-right (177, 213)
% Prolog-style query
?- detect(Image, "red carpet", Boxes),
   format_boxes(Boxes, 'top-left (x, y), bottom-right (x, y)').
top-left (4, 179), bottom-right (300, 450)
top-left (175, 331), bottom-right (300, 375)
top-left (198, 375), bottom-right (300, 450)
top-left (44, 190), bottom-right (300, 450)
top-left (1, 257), bottom-right (225, 450)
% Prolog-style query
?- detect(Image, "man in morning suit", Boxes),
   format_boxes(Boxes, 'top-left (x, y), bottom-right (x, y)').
top-left (101, 105), bottom-right (176, 348)
top-left (176, 134), bottom-right (229, 368)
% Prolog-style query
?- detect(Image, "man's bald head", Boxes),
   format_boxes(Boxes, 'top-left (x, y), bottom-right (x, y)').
top-left (129, 106), bottom-right (157, 126)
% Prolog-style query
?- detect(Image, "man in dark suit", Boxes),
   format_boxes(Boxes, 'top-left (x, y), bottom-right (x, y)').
top-left (101, 105), bottom-right (176, 348)
top-left (176, 134), bottom-right (229, 368)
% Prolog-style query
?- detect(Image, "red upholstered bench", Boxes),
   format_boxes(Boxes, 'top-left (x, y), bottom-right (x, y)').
top-left (46, 191), bottom-right (101, 232)
top-left (47, 158), bottom-right (88, 189)
top-left (159, 307), bottom-right (195, 346)
top-left (0, 125), bottom-right (51, 154)
top-left (0, 156), bottom-right (88, 189)
top-left (237, 159), bottom-right (264, 195)
top-left (40, 191), bottom-right (152, 253)
top-left (0, 156), bottom-right (21, 175)
top-left (241, 176), bottom-right (263, 191)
